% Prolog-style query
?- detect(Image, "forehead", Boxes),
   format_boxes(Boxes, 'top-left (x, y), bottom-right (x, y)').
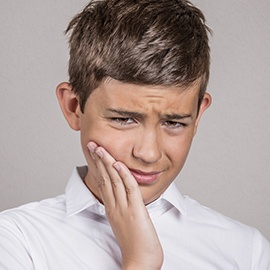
top-left (86, 78), bottom-right (200, 114)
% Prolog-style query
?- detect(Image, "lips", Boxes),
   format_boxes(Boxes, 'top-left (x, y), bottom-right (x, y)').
top-left (129, 169), bottom-right (162, 185)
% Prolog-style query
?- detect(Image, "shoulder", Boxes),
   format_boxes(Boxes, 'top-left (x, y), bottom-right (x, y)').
top-left (0, 195), bottom-right (67, 254)
top-left (183, 195), bottom-right (270, 266)
top-left (183, 195), bottom-right (260, 238)
top-left (0, 196), bottom-right (64, 269)
top-left (0, 194), bottom-right (66, 226)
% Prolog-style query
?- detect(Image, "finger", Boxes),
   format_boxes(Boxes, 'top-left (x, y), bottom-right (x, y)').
top-left (87, 141), bottom-right (99, 163)
top-left (87, 142), bottom-right (115, 206)
top-left (113, 161), bottom-right (144, 207)
top-left (95, 147), bottom-right (128, 207)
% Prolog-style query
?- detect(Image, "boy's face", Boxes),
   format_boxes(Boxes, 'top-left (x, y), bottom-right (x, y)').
top-left (58, 78), bottom-right (211, 204)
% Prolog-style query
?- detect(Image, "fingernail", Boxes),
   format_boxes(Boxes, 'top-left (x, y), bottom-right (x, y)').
top-left (87, 142), bottom-right (96, 153)
top-left (96, 148), bottom-right (104, 158)
top-left (113, 162), bottom-right (120, 171)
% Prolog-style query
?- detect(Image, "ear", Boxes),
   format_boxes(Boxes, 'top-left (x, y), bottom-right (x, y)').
top-left (56, 82), bottom-right (82, 131)
top-left (193, 92), bottom-right (212, 136)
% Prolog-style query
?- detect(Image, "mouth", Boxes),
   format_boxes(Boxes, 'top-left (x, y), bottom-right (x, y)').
top-left (129, 169), bottom-right (162, 185)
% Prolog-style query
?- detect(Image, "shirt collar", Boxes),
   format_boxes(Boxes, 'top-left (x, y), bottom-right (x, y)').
top-left (65, 166), bottom-right (99, 217)
top-left (65, 166), bottom-right (187, 217)
top-left (159, 182), bottom-right (187, 216)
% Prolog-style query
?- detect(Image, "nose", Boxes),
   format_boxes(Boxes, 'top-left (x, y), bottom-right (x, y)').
top-left (132, 129), bottom-right (162, 164)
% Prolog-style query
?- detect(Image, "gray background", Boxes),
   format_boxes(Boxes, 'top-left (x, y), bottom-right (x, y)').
top-left (1, 1), bottom-right (269, 240)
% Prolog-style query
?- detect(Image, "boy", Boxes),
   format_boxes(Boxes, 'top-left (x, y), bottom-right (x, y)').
top-left (0, 0), bottom-right (269, 269)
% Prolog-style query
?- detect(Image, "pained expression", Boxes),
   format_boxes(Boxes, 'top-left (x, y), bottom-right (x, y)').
top-left (79, 79), bottom-right (210, 204)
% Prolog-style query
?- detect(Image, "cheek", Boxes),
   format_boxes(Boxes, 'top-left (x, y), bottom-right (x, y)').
top-left (166, 133), bottom-right (194, 164)
top-left (81, 124), bottom-right (134, 162)
top-left (100, 134), bottom-right (133, 161)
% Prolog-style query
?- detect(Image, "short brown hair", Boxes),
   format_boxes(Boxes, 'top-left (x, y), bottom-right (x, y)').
top-left (66, 0), bottom-right (211, 112)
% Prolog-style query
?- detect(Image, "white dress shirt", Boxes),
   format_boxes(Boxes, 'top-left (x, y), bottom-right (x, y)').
top-left (0, 166), bottom-right (269, 269)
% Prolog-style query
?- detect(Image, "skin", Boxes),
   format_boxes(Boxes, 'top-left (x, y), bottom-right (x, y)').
top-left (56, 78), bottom-right (211, 269)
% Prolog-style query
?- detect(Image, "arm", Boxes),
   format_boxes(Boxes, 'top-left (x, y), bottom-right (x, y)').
top-left (88, 141), bottom-right (163, 270)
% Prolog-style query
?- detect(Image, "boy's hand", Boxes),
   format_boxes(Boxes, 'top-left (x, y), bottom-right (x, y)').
top-left (87, 141), bottom-right (163, 270)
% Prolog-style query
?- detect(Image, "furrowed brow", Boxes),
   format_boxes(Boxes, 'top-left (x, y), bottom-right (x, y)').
top-left (162, 113), bottom-right (193, 120)
top-left (106, 108), bottom-right (144, 118)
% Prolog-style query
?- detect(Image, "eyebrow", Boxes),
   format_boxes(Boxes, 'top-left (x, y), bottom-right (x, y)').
top-left (106, 108), bottom-right (193, 120)
top-left (106, 109), bottom-right (144, 118)
top-left (162, 113), bottom-right (193, 120)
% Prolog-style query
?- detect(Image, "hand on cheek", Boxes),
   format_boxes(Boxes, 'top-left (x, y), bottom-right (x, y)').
top-left (87, 141), bottom-right (163, 270)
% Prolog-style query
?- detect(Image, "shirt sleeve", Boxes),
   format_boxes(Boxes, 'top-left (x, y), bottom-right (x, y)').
top-left (0, 214), bottom-right (34, 270)
top-left (251, 229), bottom-right (270, 270)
